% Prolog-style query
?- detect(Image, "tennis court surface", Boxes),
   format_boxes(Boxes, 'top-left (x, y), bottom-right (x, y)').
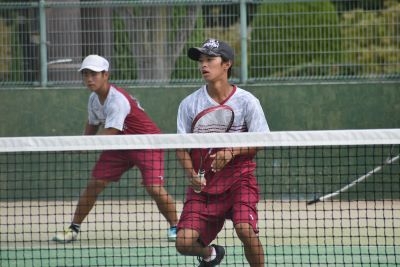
top-left (1, 130), bottom-right (399, 266)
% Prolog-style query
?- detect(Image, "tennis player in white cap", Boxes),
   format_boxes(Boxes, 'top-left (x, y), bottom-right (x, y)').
top-left (52, 55), bottom-right (178, 243)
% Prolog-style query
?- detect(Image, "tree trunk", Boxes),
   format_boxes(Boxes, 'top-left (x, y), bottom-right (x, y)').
top-left (117, 5), bottom-right (199, 83)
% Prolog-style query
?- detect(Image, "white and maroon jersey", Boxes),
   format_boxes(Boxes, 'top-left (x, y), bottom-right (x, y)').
top-left (177, 84), bottom-right (269, 194)
top-left (177, 85), bottom-right (269, 134)
top-left (88, 85), bottom-right (160, 135)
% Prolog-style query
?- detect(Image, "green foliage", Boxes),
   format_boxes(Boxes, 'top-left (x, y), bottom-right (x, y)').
top-left (172, 4), bottom-right (259, 81)
top-left (10, 22), bottom-right (24, 82)
top-left (2, 1), bottom-right (399, 84)
top-left (250, 2), bottom-right (341, 79)
top-left (250, 1), bottom-right (400, 79)
top-left (170, 9), bottom-right (205, 81)
top-left (340, 2), bottom-right (400, 76)
top-left (112, 13), bottom-right (136, 81)
top-left (0, 18), bottom-right (11, 80)
top-left (0, 17), bottom-right (24, 82)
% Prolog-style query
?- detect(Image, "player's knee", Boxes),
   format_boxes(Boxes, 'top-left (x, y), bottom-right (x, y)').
top-left (144, 184), bottom-right (163, 196)
top-left (234, 222), bottom-right (254, 240)
top-left (175, 237), bottom-right (189, 255)
top-left (175, 231), bottom-right (194, 255)
top-left (86, 178), bottom-right (109, 194)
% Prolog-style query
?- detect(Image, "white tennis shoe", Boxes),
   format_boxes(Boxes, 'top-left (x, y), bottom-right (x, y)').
top-left (53, 226), bottom-right (176, 242)
top-left (52, 228), bottom-right (78, 243)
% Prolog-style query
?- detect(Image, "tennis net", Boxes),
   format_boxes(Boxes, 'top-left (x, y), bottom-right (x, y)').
top-left (0, 129), bottom-right (399, 266)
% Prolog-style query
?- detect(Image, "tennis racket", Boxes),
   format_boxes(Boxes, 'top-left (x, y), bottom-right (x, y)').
top-left (191, 105), bottom-right (234, 193)
top-left (307, 148), bottom-right (400, 205)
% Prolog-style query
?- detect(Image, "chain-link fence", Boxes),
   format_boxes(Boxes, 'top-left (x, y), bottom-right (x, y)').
top-left (0, 0), bottom-right (399, 88)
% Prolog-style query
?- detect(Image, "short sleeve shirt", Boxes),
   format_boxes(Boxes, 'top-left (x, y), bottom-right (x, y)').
top-left (177, 85), bottom-right (269, 134)
top-left (176, 85), bottom-right (269, 194)
top-left (88, 85), bottom-right (160, 134)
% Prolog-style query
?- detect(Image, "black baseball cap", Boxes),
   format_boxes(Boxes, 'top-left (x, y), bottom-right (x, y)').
top-left (188, 38), bottom-right (234, 62)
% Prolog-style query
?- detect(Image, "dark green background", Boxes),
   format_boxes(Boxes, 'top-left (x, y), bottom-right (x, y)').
top-left (0, 82), bottom-right (399, 137)
top-left (0, 83), bottom-right (399, 201)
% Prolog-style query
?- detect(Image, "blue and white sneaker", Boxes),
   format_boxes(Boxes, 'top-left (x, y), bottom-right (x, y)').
top-left (168, 226), bottom-right (177, 242)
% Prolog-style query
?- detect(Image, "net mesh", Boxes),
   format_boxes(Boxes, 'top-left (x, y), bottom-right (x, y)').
top-left (1, 130), bottom-right (399, 266)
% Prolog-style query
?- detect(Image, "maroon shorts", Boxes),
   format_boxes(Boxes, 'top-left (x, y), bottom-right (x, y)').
top-left (177, 181), bottom-right (259, 246)
top-left (92, 149), bottom-right (164, 186)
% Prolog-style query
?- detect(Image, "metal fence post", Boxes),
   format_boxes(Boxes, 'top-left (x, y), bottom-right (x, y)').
top-left (239, 0), bottom-right (248, 84)
top-left (39, 0), bottom-right (48, 87)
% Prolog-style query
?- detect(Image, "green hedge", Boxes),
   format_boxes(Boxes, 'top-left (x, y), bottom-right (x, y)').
top-left (250, 1), bottom-right (341, 78)
top-left (340, 2), bottom-right (400, 76)
top-left (250, 1), bottom-right (400, 78)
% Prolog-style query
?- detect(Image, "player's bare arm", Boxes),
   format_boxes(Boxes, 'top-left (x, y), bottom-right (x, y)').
top-left (99, 127), bottom-right (120, 135)
top-left (176, 148), bottom-right (205, 190)
top-left (84, 122), bottom-right (99, 135)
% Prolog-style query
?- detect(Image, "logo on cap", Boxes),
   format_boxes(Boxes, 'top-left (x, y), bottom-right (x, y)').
top-left (203, 39), bottom-right (220, 50)
top-left (188, 38), bottom-right (234, 62)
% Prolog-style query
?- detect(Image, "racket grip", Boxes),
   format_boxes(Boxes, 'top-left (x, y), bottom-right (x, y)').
top-left (194, 170), bottom-right (205, 193)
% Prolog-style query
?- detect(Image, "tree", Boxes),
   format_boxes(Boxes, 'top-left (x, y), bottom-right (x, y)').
top-left (250, 1), bottom-right (341, 79)
top-left (340, 1), bottom-right (400, 76)
top-left (115, 5), bottom-right (200, 83)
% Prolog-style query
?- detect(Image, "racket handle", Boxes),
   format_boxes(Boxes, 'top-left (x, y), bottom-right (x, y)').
top-left (194, 170), bottom-right (205, 193)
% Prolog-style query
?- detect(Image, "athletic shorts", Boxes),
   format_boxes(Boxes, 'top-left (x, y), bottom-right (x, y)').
top-left (177, 181), bottom-right (259, 246)
top-left (92, 149), bottom-right (164, 186)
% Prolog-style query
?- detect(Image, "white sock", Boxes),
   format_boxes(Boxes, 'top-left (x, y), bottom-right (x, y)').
top-left (203, 246), bottom-right (216, 262)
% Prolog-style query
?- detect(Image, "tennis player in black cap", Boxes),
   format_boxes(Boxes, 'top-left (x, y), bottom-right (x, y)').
top-left (175, 39), bottom-right (268, 267)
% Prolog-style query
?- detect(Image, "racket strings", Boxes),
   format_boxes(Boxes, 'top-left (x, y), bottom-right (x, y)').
top-left (194, 124), bottom-right (232, 133)
top-left (192, 109), bottom-right (234, 134)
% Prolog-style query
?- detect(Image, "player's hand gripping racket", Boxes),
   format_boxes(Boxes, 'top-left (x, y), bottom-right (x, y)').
top-left (191, 105), bottom-right (234, 193)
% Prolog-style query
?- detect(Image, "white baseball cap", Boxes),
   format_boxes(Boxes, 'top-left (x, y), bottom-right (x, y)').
top-left (78, 55), bottom-right (109, 72)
